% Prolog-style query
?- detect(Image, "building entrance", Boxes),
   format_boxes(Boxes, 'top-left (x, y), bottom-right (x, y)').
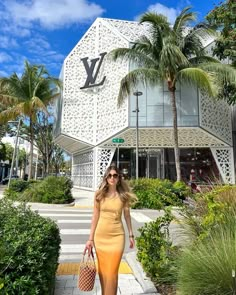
top-left (112, 148), bottom-right (164, 179)
top-left (138, 149), bottom-right (164, 178)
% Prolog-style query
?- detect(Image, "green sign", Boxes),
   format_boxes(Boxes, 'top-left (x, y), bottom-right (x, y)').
top-left (112, 138), bottom-right (124, 144)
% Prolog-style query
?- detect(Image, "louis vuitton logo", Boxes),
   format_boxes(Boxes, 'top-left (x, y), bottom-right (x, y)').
top-left (80, 52), bottom-right (107, 89)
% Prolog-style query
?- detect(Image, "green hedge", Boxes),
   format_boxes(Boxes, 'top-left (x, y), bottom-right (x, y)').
top-left (136, 209), bottom-right (179, 287)
top-left (129, 178), bottom-right (190, 209)
top-left (0, 199), bottom-right (61, 294)
top-left (4, 176), bottom-right (73, 204)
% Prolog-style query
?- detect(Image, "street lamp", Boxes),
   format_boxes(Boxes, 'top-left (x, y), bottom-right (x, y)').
top-left (133, 91), bottom-right (143, 179)
top-left (8, 120), bottom-right (21, 188)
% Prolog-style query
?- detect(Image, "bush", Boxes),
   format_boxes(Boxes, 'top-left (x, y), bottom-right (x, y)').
top-left (180, 185), bottom-right (236, 241)
top-left (0, 199), bottom-right (61, 294)
top-left (136, 209), bottom-right (179, 287)
top-left (4, 176), bottom-right (73, 204)
top-left (129, 178), bottom-right (189, 209)
top-left (177, 212), bottom-right (236, 295)
top-left (9, 178), bottom-right (30, 192)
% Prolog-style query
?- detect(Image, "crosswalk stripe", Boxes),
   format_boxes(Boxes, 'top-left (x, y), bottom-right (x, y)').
top-left (59, 254), bottom-right (83, 261)
top-left (57, 219), bottom-right (91, 224)
top-left (39, 213), bottom-right (92, 217)
top-left (130, 212), bottom-right (152, 223)
top-left (60, 229), bottom-right (90, 235)
top-left (60, 244), bottom-right (85, 253)
top-left (33, 209), bottom-right (92, 212)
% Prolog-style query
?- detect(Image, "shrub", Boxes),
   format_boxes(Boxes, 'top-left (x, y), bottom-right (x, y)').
top-left (136, 209), bottom-right (179, 287)
top-left (129, 178), bottom-right (189, 209)
top-left (9, 178), bottom-right (30, 192)
top-left (180, 185), bottom-right (236, 241)
top-left (177, 212), bottom-right (236, 295)
top-left (5, 176), bottom-right (73, 204)
top-left (0, 199), bottom-right (61, 294)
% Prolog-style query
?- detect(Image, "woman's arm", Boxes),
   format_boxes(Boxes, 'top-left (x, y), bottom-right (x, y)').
top-left (85, 194), bottom-right (100, 252)
top-left (123, 206), bottom-right (135, 248)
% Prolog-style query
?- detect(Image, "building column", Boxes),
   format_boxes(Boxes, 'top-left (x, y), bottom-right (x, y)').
top-left (210, 147), bottom-right (235, 184)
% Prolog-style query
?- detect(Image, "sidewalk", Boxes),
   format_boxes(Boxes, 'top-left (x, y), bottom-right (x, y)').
top-left (54, 188), bottom-right (159, 295)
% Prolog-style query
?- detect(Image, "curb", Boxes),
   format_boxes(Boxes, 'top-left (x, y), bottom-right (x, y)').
top-left (125, 252), bottom-right (160, 294)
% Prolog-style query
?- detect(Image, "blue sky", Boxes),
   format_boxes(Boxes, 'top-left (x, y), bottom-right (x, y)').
top-left (0, 0), bottom-right (218, 78)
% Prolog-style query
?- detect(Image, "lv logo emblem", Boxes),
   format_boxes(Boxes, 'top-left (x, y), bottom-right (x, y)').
top-left (80, 52), bottom-right (107, 89)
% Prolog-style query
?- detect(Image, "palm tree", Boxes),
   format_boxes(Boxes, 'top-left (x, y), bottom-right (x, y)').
top-left (0, 61), bottom-right (61, 179)
top-left (110, 7), bottom-right (236, 181)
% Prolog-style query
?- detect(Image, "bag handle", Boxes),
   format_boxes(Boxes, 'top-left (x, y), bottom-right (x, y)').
top-left (83, 247), bottom-right (95, 261)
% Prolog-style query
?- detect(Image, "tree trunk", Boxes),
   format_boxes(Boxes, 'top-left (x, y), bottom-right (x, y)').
top-left (28, 119), bottom-right (34, 179)
top-left (170, 89), bottom-right (181, 181)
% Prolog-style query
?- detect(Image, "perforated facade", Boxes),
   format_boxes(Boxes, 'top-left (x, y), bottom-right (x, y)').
top-left (54, 18), bottom-right (235, 189)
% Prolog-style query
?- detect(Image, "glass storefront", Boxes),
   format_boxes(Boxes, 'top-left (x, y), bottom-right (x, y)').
top-left (111, 147), bottom-right (220, 184)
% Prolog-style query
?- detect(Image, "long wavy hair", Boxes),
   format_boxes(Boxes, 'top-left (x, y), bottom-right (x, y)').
top-left (95, 166), bottom-right (136, 207)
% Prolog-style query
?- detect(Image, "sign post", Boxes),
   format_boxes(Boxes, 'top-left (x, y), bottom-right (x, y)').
top-left (112, 138), bottom-right (125, 168)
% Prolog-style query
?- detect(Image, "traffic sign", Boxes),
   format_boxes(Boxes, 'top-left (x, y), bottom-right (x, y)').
top-left (112, 138), bottom-right (124, 144)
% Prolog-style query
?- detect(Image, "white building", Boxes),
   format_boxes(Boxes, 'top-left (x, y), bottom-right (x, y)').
top-left (54, 18), bottom-right (235, 190)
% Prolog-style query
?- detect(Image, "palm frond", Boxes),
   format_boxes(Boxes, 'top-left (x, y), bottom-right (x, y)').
top-left (109, 47), bottom-right (156, 69)
top-left (117, 68), bottom-right (161, 106)
top-left (177, 68), bottom-right (217, 97)
top-left (160, 42), bottom-right (189, 75)
top-left (0, 107), bottom-right (23, 123)
top-left (139, 12), bottom-right (170, 30)
top-left (173, 6), bottom-right (196, 35)
top-left (31, 96), bottom-right (48, 115)
top-left (139, 12), bottom-right (171, 54)
top-left (200, 63), bottom-right (236, 86)
top-left (189, 56), bottom-right (220, 65)
top-left (0, 94), bottom-right (20, 106)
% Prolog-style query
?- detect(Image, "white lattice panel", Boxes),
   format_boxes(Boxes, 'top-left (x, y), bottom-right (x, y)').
top-left (95, 20), bottom-right (129, 143)
top-left (61, 18), bottom-right (130, 146)
top-left (102, 127), bottom-right (229, 148)
top-left (62, 25), bottom-right (97, 143)
top-left (211, 147), bottom-right (235, 184)
top-left (105, 19), bottom-right (150, 42)
top-left (94, 147), bottom-right (116, 188)
top-left (72, 151), bottom-right (94, 189)
top-left (200, 91), bottom-right (232, 144)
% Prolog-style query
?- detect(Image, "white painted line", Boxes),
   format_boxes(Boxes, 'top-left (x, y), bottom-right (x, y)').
top-left (33, 209), bottom-right (92, 212)
top-left (130, 212), bottom-right (152, 223)
top-left (60, 244), bottom-right (85, 253)
top-left (60, 229), bottom-right (90, 235)
top-left (39, 213), bottom-right (92, 217)
top-left (57, 220), bottom-right (91, 224)
top-left (59, 254), bottom-right (83, 261)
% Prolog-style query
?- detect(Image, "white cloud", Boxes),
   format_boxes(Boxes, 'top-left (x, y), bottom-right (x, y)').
top-left (0, 52), bottom-right (13, 63)
top-left (147, 3), bottom-right (180, 24)
top-left (0, 70), bottom-right (8, 77)
top-left (0, 36), bottom-right (18, 49)
top-left (6, 0), bottom-right (105, 29)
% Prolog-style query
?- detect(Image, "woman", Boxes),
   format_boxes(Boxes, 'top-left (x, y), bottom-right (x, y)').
top-left (85, 165), bottom-right (136, 295)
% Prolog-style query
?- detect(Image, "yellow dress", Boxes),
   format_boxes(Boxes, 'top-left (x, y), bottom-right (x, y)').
top-left (94, 196), bottom-right (125, 295)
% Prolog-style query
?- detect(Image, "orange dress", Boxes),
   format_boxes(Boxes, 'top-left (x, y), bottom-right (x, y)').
top-left (94, 196), bottom-right (125, 295)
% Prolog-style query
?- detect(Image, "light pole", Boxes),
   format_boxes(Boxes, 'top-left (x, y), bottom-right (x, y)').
top-left (133, 91), bottom-right (143, 179)
top-left (8, 120), bottom-right (21, 188)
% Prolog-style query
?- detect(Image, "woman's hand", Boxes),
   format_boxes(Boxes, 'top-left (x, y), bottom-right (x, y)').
top-left (85, 240), bottom-right (94, 255)
top-left (129, 236), bottom-right (135, 249)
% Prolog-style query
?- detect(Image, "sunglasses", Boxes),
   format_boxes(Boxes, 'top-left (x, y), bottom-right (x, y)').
top-left (107, 173), bottom-right (119, 179)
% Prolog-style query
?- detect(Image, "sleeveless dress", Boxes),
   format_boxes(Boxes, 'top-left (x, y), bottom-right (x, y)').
top-left (94, 196), bottom-right (125, 295)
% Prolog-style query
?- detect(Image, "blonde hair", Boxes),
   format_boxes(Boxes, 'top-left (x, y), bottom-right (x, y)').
top-left (95, 166), bottom-right (136, 207)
